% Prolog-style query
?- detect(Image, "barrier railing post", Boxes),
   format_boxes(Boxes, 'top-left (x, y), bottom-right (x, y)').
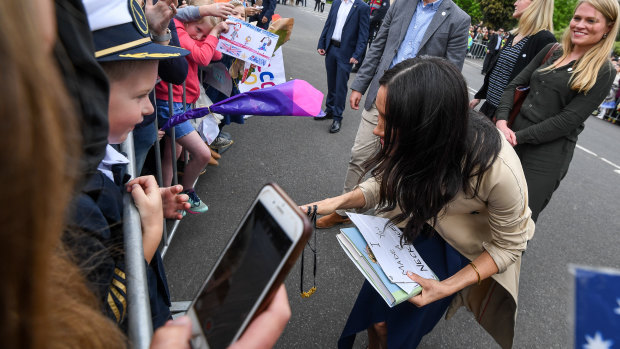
top-left (152, 89), bottom-right (169, 245)
top-left (168, 84), bottom-right (179, 186)
top-left (122, 133), bottom-right (153, 349)
top-left (161, 82), bottom-right (187, 258)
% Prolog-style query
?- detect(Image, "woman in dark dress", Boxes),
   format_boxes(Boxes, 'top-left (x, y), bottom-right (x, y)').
top-left (470, 0), bottom-right (556, 119)
top-left (304, 57), bottom-right (535, 348)
top-left (495, 0), bottom-right (619, 222)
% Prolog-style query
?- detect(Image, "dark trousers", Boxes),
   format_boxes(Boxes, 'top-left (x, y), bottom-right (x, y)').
top-left (314, 0), bottom-right (320, 10)
top-left (325, 45), bottom-right (351, 121)
top-left (514, 139), bottom-right (574, 222)
top-left (512, 117), bottom-right (575, 222)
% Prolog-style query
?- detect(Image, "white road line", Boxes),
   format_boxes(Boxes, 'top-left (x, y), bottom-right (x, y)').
top-left (600, 157), bottom-right (620, 170)
top-left (576, 144), bottom-right (598, 157)
top-left (465, 59), bottom-right (483, 69)
top-left (576, 145), bottom-right (620, 175)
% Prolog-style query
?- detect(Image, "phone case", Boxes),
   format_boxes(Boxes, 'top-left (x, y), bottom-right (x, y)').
top-left (250, 183), bottom-right (313, 317)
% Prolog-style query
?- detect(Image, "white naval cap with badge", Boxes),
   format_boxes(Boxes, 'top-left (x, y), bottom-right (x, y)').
top-left (83, 0), bottom-right (189, 62)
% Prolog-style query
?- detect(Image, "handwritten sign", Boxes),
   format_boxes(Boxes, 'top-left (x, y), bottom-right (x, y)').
top-left (347, 213), bottom-right (438, 290)
top-left (216, 16), bottom-right (278, 67)
top-left (238, 48), bottom-right (285, 93)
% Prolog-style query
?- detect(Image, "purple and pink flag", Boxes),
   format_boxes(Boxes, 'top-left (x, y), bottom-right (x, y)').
top-left (160, 79), bottom-right (325, 131)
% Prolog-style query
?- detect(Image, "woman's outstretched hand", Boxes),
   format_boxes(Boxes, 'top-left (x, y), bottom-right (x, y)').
top-left (496, 120), bottom-right (517, 146)
top-left (300, 197), bottom-right (339, 216)
top-left (300, 189), bottom-right (367, 216)
top-left (405, 272), bottom-right (453, 307)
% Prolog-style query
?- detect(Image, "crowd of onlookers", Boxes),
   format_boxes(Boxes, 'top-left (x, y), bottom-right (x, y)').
top-left (1, 0), bottom-right (290, 347)
top-left (3, 0), bottom-right (620, 347)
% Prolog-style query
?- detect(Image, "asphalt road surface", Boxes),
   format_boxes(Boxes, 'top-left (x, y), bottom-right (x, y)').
top-left (164, 4), bottom-right (620, 348)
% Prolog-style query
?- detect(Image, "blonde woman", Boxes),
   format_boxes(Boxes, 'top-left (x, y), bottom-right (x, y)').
top-left (470, 0), bottom-right (556, 118)
top-left (495, 0), bottom-right (618, 222)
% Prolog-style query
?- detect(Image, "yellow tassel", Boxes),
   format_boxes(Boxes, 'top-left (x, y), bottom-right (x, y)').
top-left (300, 286), bottom-right (316, 298)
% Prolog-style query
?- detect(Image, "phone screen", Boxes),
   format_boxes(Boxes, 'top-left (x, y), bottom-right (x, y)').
top-left (193, 200), bottom-right (293, 349)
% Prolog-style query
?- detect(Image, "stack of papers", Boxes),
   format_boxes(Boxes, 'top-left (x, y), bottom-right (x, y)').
top-left (336, 213), bottom-right (437, 307)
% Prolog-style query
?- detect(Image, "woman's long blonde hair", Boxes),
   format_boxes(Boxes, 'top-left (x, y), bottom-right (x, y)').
top-left (0, 0), bottom-right (126, 347)
top-left (548, 0), bottom-right (619, 93)
top-left (514, 0), bottom-right (554, 36)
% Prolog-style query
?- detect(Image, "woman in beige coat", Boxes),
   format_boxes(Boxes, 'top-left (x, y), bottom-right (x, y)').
top-left (305, 57), bottom-right (534, 349)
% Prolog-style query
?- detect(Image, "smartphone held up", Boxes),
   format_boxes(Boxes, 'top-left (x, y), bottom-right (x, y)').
top-left (188, 183), bottom-right (312, 349)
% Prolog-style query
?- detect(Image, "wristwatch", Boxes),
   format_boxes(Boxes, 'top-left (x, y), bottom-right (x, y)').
top-left (151, 28), bottom-right (171, 42)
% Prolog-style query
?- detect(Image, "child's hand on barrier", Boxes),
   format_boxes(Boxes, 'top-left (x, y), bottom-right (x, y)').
top-left (157, 130), bottom-right (165, 141)
top-left (127, 175), bottom-right (164, 262)
top-left (160, 184), bottom-right (190, 220)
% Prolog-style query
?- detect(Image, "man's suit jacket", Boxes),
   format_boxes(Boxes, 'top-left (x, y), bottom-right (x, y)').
top-left (351, 0), bottom-right (470, 111)
top-left (258, 0), bottom-right (276, 22)
top-left (317, 0), bottom-right (370, 64)
top-left (487, 33), bottom-right (501, 55)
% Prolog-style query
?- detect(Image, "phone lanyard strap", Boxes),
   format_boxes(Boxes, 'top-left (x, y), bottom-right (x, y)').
top-left (300, 205), bottom-right (318, 298)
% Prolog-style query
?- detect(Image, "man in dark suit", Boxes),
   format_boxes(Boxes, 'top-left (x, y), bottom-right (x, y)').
top-left (316, 0), bottom-right (470, 227)
top-left (316, 0), bottom-right (370, 133)
top-left (482, 28), bottom-right (503, 74)
top-left (352, 0), bottom-right (390, 72)
top-left (250, 0), bottom-right (277, 29)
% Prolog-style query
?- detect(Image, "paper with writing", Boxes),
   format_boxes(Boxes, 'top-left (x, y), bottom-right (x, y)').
top-left (216, 17), bottom-right (278, 67)
top-left (346, 213), bottom-right (437, 289)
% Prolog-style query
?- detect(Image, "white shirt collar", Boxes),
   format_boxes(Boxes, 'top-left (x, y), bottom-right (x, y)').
top-left (97, 144), bottom-right (130, 182)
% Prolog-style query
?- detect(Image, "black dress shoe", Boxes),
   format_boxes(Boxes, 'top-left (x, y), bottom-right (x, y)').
top-left (330, 120), bottom-right (341, 133)
top-left (314, 112), bottom-right (334, 120)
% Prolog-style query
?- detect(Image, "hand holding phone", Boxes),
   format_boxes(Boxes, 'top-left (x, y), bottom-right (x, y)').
top-left (189, 184), bottom-right (311, 349)
top-left (227, 285), bottom-right (290, 349)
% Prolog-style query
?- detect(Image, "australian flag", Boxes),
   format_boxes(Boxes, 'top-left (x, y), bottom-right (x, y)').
top-left (573, 265), bottom-right (620, 349)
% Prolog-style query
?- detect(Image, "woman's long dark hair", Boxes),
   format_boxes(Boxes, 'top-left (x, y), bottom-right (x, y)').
top-left (365, 57), bottom-right (502, 244)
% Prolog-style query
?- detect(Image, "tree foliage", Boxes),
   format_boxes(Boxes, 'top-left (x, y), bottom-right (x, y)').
top-left (553, 0), bottom-right (578, 33)
top-left (460, 0), bottom-right (579, 33)
top-left (479, 0), bottom-right (516, 29)
top-left (454, 0), bottom-right (484, 23)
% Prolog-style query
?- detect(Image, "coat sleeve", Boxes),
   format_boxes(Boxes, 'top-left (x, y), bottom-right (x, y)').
top-left (352, 4), bottom-right (370, 60)
top-left (317, 2), bottom-right (337, 50)
top-left (482, 146), bottom-right (534, 273)
top-left (444, 13), bottom-right (470, 71)
top-left (174, 5), bottom-right (201, 22)
top-left (356, 177), bottom-right (380, 211)
top-left (494, 44), bottom-right (551, 121)
top-left (515, 63), bottom-right (615, 145)
top-left (350, 0), bottom-right (395, 94)
top-left (157, 21), bottom-right (188, 85)
top-left (66, 192), bottom-right (128, 325)
top-left (262, 0), bottom-right (276, 20)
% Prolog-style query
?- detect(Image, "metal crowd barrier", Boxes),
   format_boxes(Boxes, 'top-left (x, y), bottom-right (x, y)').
top-left (468, 41), bottom-right (488, 60)
top-left (121, 134), bottom-right (153, 349)
top-left (122, 80), bottom-right (198, 346)
top-left (160, 81), bottom-right (195, 258)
